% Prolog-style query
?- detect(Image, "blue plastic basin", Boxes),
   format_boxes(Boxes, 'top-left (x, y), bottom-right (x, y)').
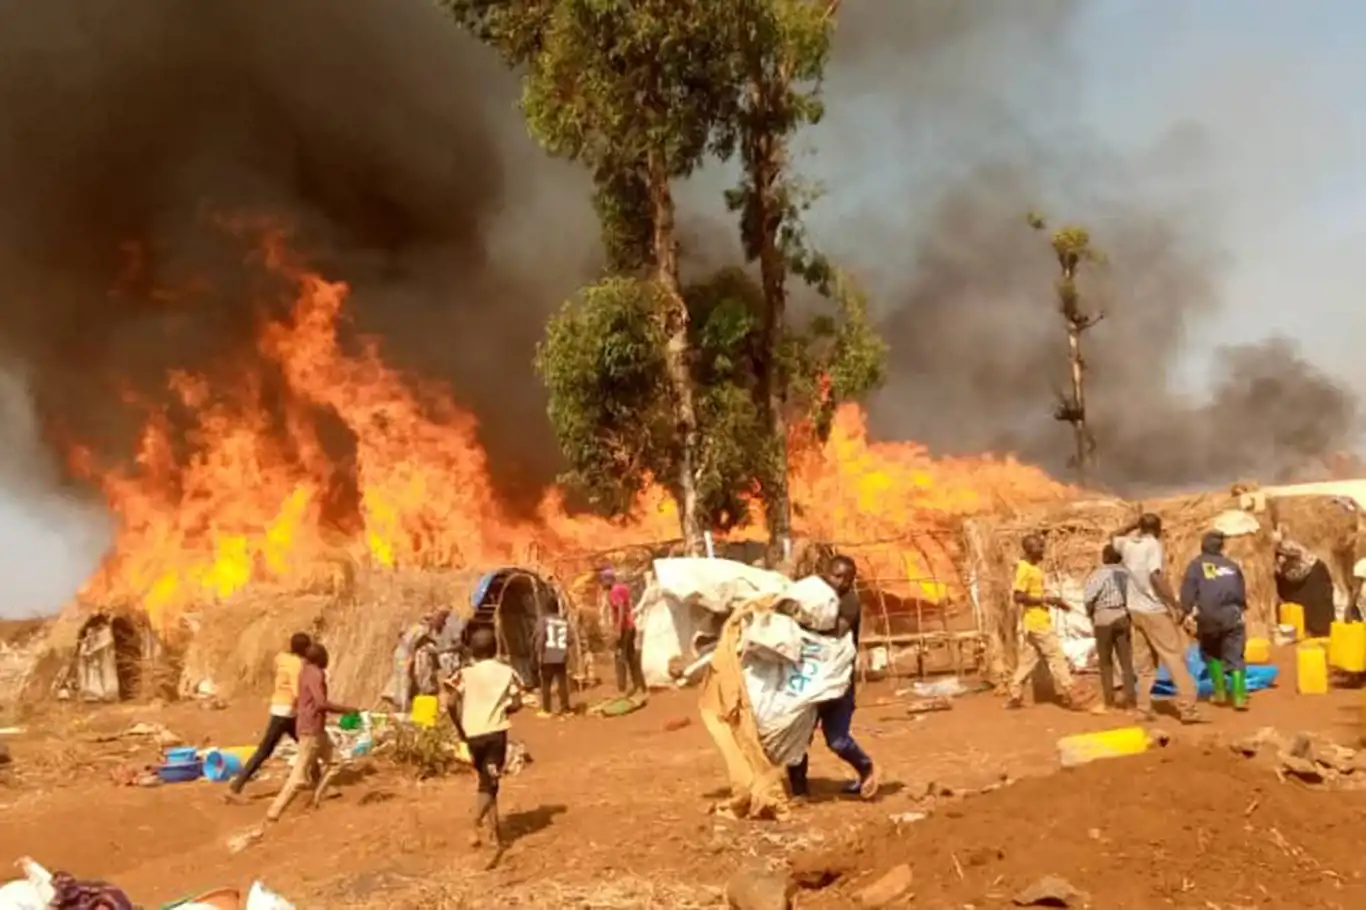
top-left (157, 761), bottom-right (203, 784)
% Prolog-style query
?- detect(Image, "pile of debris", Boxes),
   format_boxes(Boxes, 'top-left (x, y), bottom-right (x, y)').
top-left (1230, 726), bottom-right (1366, 786)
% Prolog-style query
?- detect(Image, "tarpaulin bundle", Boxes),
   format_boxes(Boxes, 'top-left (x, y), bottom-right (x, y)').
top-left (698, 600), bottom-right (790, 821)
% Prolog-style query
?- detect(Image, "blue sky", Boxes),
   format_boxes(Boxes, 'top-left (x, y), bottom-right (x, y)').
top-left (3, 1), bottom-right (1365, 618)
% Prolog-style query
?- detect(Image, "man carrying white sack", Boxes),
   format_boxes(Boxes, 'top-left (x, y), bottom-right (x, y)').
top-left (785, 555), bottom-right (880, 801)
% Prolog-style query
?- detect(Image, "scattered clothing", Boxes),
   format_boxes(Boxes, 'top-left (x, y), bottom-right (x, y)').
top-left (455, 658), bottom-right (524, 738)
top-left (1112, 535), bottom-right (1166, 615)
top-left (49, 872), bottom-right (134, 910)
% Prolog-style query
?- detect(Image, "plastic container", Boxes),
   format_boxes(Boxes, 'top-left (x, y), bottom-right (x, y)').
top-left (1329, 622), bottom-right (1366, 673)
top-left (410, 695), bottom-right (439, 728)
top-left (1279, 602), bottom-right (1306, 641)
top-left (338, 712), bottom-right (362, 731)
top-left (202, 749), bottom-right (243, 783)
top-left (165, 747), bottom-right (198, 764)
top-left (1057, 727), bottom-right (1150, 768)
top-left (1296, 644), bottom-right (1329, 695)
top-left (157, 761), bottom-right (203, 784)
top-left (1244, 636), bottom-right (1271, 665)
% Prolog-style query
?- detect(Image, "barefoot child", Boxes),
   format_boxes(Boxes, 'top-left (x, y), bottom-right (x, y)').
top-left (448, 626), bottom-right (524, 848)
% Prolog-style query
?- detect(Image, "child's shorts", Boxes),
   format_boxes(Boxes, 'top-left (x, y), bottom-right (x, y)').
top-left (467, 731), bottom-right (509, 794)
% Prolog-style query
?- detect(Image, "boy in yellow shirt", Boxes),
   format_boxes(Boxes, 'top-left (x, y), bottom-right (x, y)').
top-left (1005, 535), bottom-right (1078, 709)
top-left (228, 632), bottom-right (311, 798)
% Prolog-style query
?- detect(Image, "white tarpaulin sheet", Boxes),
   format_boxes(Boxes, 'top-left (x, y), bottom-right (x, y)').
top-left (651, 558), bottom-right (839, 630)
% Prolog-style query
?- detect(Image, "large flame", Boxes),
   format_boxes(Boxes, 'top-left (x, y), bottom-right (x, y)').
top-left (69, 229), bottom-right (1071, 624)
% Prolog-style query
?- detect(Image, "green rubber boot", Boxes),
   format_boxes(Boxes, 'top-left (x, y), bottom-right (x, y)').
top-left (1231, 669), bottom-right (1249, 711)
top-left (1207, 659), bottom-right (1228, 705)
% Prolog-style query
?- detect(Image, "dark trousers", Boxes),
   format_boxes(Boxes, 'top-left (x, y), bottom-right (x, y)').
top-left (615, 632), bottom-right (646, 694)
top-left (1094, 618), bottom-right (1137, 707)
top-left (540, 661), bottom-right (571, 714)
top-left (1198, 622), bottom-right (1247, 673)
top-left (468, 731), bottom-right (509, 795)
top-left (230, 714), bottom-right (298, 793)
top-left (786, 687), bottom-right (873, 797)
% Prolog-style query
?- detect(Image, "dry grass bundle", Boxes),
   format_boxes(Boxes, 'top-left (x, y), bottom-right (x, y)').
top-left (183, 566), bottom-right (484, 705)
top-left (968, 490), bottom-right (1280, 681)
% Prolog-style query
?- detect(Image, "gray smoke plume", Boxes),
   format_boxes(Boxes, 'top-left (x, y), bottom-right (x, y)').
top-left (818, 0), bottom-right (1360, 492)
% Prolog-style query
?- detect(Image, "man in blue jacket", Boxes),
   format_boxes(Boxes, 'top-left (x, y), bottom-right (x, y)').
top-left (1179, 530), bottom-right (1250, 711)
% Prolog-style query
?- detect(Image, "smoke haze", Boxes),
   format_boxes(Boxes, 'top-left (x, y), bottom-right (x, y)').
top-left (0, 0), bottom-right (1358, 614)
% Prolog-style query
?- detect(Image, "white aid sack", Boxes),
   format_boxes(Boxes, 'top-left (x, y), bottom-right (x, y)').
top-left (742, 620), bottom-right (855, 766)
top-left (782, 575), bottom-right (840, 633)
top-left (0, 858), bottom-right (54, 910)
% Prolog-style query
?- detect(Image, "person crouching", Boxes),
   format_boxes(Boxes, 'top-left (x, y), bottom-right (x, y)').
top-left (1180, 530), bottom-right (1250, 711)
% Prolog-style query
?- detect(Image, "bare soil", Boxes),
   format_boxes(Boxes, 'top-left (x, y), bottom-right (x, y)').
top-left (0, 657), bottom-right (1362, 908)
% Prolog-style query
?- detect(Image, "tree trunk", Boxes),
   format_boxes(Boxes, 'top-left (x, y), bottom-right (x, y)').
top-left (1062, 263), bottom-right (1090, 486)
top-left (745, 84), bottom-right (793, 561)
top-left (647, 150), bottom-right (704, 555)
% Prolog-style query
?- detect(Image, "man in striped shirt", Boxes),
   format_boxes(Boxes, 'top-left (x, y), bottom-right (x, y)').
top-left (1084, 544), bottom-right (1136, 713)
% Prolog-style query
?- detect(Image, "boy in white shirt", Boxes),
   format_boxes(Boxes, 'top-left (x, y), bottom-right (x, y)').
top-left (448, 626), bottom-right (524, 850)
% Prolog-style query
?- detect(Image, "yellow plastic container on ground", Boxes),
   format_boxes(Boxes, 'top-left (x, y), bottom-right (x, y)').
top-left (1328, 622), bottom-right (1366, 672)
top-left (221, 745), bottom-right (256, 763)
top-left (1056, 726), bottom-right (1150, 768)
top-left (1244, 637), bottom-right (1271, 665)
top-left (1280, 602), bottom-right (1306, 641)
top-left (410, 694), bottom-right (439, 728)
top-left (1297, 644), bottom-right (1329, 694)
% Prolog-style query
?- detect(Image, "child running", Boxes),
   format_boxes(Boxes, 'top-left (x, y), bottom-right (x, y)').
top-left (448, 626), bottom-right (524, 849)
top-left (227, 631), bottom-right (311, 802)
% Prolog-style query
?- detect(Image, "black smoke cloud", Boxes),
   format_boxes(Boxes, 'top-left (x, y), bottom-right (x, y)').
top-left (818, 0), bottom-right (1359, 492)
top-left (0, 0), bottom-right (1356, 533)
top-left (0, 0), bottom-right (596, 516)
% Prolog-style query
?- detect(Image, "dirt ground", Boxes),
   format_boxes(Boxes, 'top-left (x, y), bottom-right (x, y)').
top-left (1, 658), bottom-right (1364, 908)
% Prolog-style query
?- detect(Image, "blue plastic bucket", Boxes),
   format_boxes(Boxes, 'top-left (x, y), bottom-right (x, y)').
top-left (201, 749), bottom-right (243, 783)
top-left (165, 747), bottom-right (198, 764)
top-left (157, 761), bottom-right (203, 784)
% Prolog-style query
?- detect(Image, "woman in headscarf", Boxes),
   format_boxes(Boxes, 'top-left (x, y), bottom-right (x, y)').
top-left (384, 610), bottom-right (452, 712)
top-left (1274, 536), bottom-right (1335, 637)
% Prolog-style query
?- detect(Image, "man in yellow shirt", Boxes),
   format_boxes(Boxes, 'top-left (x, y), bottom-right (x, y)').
top-left (228, 632), bottom-right (311, 798)
top-left (1005, 535), bottom-right (1078, 709)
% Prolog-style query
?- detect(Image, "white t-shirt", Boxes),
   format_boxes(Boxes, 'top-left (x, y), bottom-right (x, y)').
top-left (1113, 535), bottom-right (1166, 615)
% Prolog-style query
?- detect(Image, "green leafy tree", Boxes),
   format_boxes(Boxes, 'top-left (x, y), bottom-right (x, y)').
top-left (727, 0), bottom-right (878, 552)
top-left (444, 0), bottom-right (749, 552)
top-left (1027, 212), bottom-right (1105, 483)
top-left (536, 267), bottom-right (883, 534)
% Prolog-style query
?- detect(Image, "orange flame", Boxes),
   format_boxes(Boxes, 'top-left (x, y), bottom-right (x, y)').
top-left (69, 229), bottom-right (1071, 624)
